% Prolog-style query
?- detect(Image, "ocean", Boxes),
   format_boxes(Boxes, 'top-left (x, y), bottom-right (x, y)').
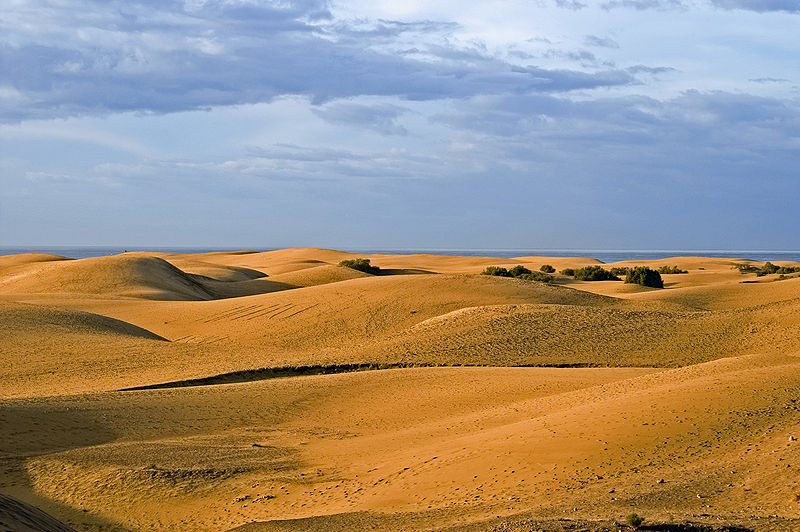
top-left (2, 247), bottom-right (800, 263)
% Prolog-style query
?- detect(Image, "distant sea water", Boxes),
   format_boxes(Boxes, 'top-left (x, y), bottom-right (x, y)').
top-left (2, 247), bottom-right (800, 263)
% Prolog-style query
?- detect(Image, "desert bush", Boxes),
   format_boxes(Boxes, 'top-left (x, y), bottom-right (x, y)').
top-left (517, 272), bottom-right (554, 283)
top-left (560, 268), bottom-right (575, 276)
top-left (508, 265), bottom-right (532, 277)
top-left (483, 265), bottom-right (553, 282)
top-left (625, 266), bottom-right (663, 288)
top-left (776, 266), bottom-right (800, 275)
top-left (609, 266), bottom-right (630, 276)
top-left (573, 265), bottom-right (620, 281)
top-left (625, 513), bottom-right (644, 528)
top-left (539, 264), bottom-right (555, 273)
top-left (657, 265), bottom-right (688, 274)
top-left (761, 261), bottom-right (779, 274)
top-left (482, 266), bottom-right (512, 277)
top-left (339, 258), bottom-right (381, 275)
top-left (735, 263), bottom-right (759, 274)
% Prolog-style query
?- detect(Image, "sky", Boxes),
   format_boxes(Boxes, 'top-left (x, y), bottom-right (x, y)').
top-left (1, 0), bottom-right (799, 250)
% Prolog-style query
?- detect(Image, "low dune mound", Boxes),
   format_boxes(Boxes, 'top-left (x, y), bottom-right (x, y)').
top-left (0, 493), bottom-right (76, 532)
top-left (0, 254), bottom-right (215, 300)
top-left (361, 303), bottom-right (748, 367)
top-left (193, 248), bottom-right (359, 275)
top-left (628, 274), bottom-right (800, 311)
top-left (0, 302), bottom-right (165, 340)
top-left (0, 301), bottom-right (177, 398)
top-left (268, 264), bottom-right (373, 287)
top-left (167, 260), bottom-right (268, 282)
top-left (0, 253), bottom-right (70, 268)
top-left (111, 274), bottom-right (619, 352)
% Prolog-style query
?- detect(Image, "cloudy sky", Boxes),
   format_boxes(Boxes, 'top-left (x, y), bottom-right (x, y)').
top-left (1, 0), bottom-right (798, 250)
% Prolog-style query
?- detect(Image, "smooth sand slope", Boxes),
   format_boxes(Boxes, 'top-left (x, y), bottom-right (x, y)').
top-left (2, 249), bottom-right (800, 530)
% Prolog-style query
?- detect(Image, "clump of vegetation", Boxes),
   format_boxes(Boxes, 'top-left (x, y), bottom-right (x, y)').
top-left (560, 268), bottom-right (575, 276)
top-left (737, 261), bottom-right (800, 277)
top-left (657, 265), bottom-right (688, 274)
top-left (572, 265), bottom-right (620, 281)
top-left (517, 271), bottom-right (554, 283)
top-left (481, 266), bottom-right (511, 277)
top-left (540, 264), bottom-right (555, 273)
top-left (625, 513), bottom-right (644, 528)
top-left (483, 265), bottom-right (552, 283)
top-left (339, 258), bottom-right (381, 275)
top-left (735, 263), bottom-right (760, 274)
top-left (625, 266), bottom-right (663, 288)
top-left (758, 261), bottom-right (780, 276)
top-left (508, 265), bottom-right (532, 277)
top-left (609, 266), bottom-right (630, 277)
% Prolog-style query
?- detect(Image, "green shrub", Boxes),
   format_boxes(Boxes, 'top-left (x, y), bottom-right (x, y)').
top-left (339, 258), bottom-right (381, 275)
top-left (483, 265), bottom-right (553, 282)
top-left (560, 268), bottom-right (575, 276)
top-left (481, 266), bottom-right (511, 277)
top-left (609, 266), bottom-right (630, 277)
top-left (625, 266), bottom-right (663, 288)
top-left (508, 265), bottom-right (532, 277)
top-left (761, 261), bottom-right (779, 275)
top-left (517, 272), bottom-right (554, 283)
top-left (752, 262), bottom-right (797, 277)
top-left (573, 265), bottom-right (620, 281)
top-left (735, 263), bottom-right (759, 274)
top-left (540, 264), bottom-right (555, 273)
top-left (625, 513), bottom-right (644, 528)
top-left (657, 265), bottom-right (688, 274)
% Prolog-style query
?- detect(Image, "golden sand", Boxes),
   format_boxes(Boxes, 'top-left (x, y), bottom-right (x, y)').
top-left (1, 249), bottom-right (799, 530)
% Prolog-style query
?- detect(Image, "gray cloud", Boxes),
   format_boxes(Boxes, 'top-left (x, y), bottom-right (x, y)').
top-left (709, 0), bottom-right (800, 12)
top-left (627, 65), bottom-right (678, 75)
top-left (312, 103), bottom-right (410, 135)
top-left (597, 0), bottom-right (800, 11)
top-left (0, 1), bottom-right (636, 123)
top-left (602, 0), bottom-right (687, 9)
top-left (554, 0), bottom-right (588, 9)
top-left (749, 77), bottom-right (791, 83)
top-left (584, 35), bottom-right (620, 49)
top-left (431, 90), bottom-right (800, 173)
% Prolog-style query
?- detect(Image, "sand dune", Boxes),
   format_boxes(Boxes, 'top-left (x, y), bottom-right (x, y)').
top-left (2, 249), bottom-right (799, 530)
top-left (4, 355), bottom-right (799, 530)
top-left (0, 252), bottom-right (70, 267)
top-left (0, 254), bottom-right (215, 300)
top-left (267, 264), bottom-right (373, 287)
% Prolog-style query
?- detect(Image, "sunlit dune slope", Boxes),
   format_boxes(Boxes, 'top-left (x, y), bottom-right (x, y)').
top-left (4, 251), bottom-right (800, 397)
top-left (0, 254), bottom-right (215, 300)
top-left (267, 264), bottom-right (373, 287)
top-left (0, 301), bottom-right (196, 398)
top-left (3, 354), bottom-right (799, 530)
top-left (0, 253), bottom-right (295, 301)
top-left (0, 301), bottom-right (164, 340)
top-left (188, 248), bottom-right (604, 275)
top-left (358, 303), bottom-right (751, 367)
top-left (0, 253), bottom-right (70, 268)
top-left (627, 274), bottom-right (800, 311)
top-left (58, 274), bottom-right (617, 351)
